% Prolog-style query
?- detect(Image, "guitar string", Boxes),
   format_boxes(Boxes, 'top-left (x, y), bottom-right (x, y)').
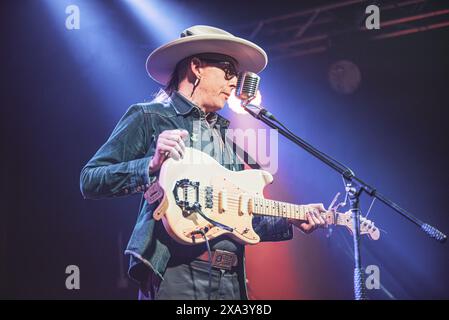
top-left (183, 198), bottom-right (368, 228)
top-left (182, 191), bottom-right (338, 221)
top-left (185, 189), bottom-right (307, 214)
top-left (184, 189), bottom-right (340, 219)
top-left (177, 192), bottom-right (370, 230)
top-left (185, 188), bottom-right (307, 209)
top-left (185, 189), bottom-right (320, 214)
top-left (180, 197), bottom-right (362, 230)
top-left (181, 189), bottom-right (362, 226)
top-left (183, 193), bottom-right (305, 219)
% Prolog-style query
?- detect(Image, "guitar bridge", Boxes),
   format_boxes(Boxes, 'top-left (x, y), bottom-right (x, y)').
top-left (173, 179), bottom-right (201, 214)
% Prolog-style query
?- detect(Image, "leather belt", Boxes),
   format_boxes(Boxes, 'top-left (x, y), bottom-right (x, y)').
top-left (196, 249), bottom-right (238, 271)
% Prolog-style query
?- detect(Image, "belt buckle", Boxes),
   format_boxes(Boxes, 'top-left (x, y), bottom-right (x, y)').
top-left (211, 250), bottom-right (237, 271)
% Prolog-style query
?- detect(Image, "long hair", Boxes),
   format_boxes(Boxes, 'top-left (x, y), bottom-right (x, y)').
top-left (150, 56), bottom-right (191, 103)
top-left (164, 56), bottom-right (192, 96)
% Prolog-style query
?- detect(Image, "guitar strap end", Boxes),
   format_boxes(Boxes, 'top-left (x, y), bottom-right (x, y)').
top-left (144, 180), bottom-right (164, 204)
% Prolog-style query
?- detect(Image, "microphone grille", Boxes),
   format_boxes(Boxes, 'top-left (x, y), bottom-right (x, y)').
top-left (236, 72), bottom-right (260, 101)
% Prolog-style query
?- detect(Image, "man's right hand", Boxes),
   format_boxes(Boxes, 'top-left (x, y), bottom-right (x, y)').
top-left (149, 129), bottom-right (189, 174)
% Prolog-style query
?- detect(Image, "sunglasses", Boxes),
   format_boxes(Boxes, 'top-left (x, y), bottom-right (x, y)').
top-left (199, 58), bottom-right (239, 80)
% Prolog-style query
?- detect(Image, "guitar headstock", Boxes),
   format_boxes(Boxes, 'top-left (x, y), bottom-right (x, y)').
top-left (333, 210), bottom-right (380, 240)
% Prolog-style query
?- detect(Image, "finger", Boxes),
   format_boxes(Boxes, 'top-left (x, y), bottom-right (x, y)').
top-left (171, 141), bottom-right (184, 159)
top-left (310, 203), bottom-right (326, 212)
top-left (168, 146), bottom-right (182, 160)
top-left (178, 137), bottom-right (186, 152)
top-left (156, 145), bottom-right (170, 161)
top-left (157, 143), bottom-right (170, 156)
top-left (311, 213), bottom-right (321, 226)
top-left (166, 134), bottom-right (187, 152)
top-left (159, 145), bottom-right (181, 160)
top-left (315, 212), bottom-right (326, 225)
top-left (159, 137), bottom-right (178, 147)
top-left (168, 134), bottom-right (186, 152)
top-left (168, 129), bottom-right (183, 135)
top-left (179, 130), bottom-right (189, 139)
top-left (300, 222), bottom-right (312, 234)
top-left (318, 215), bottom-right (327, 225)
top-left (167, 129), bottom-right (189, 139)
top-left (165, 134), bottom-right (182, 143)
top-left (163, 137), bottom-right (185, 159)
top-left (159, 139), bottom-right (179, 155)
top-left (307, 213), bottom-right (316, 228)
top-left (160, 130), bottom-right (182, 140)
top-left (159, 130), bottom-right (175, 139)
top-left (308, 206), bottom-right (320, 216)
top-left (309, 210), bottom-right (322, 225)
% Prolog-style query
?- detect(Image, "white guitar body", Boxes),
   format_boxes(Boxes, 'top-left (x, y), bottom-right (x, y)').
top-left (153, 147), bottom-right (270, 245)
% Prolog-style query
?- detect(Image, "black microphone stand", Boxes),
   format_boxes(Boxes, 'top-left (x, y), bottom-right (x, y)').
top-left (242, 102), bottom-right (447, 300)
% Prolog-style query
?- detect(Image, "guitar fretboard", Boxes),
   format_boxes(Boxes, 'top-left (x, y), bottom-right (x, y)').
top-left (251, 197), bottom-right (345, 225)
top-left (252, 197), bottom-right (310, 220)
top-left (191, 186), bottom-right (341, 223)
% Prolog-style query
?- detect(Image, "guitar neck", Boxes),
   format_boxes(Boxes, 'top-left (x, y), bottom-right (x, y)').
top-left (251, 197), bottom-right (342, 225)
top-left (252, 197), bottom-right (308, 220)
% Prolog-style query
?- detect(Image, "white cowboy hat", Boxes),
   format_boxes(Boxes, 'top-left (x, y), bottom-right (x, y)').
top-left (146, 25), bottom-right (268, 85)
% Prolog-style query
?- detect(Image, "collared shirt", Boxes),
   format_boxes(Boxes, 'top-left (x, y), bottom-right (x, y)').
top-left (174, 91), bottom-right (233, 169)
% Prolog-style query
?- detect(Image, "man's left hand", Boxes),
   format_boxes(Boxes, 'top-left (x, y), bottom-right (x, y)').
top-left (288, 203), bottom-right (327, 234)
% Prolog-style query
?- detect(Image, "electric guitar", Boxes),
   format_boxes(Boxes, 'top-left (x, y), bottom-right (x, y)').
top-left (146, 147), bottom-right (380, 245)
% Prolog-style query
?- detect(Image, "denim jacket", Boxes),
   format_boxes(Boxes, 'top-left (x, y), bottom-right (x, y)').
top-left (80, 91), bottom-right (293, 298)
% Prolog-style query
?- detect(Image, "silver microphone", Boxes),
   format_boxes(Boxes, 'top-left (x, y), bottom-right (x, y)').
top-left (235, 72), bottom-right (260, 102)
top-left (235, 71), bottom-right (275, 120)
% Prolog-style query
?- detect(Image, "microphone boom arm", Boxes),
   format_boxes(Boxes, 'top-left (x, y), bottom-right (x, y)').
top-left (243, 104), bottom-right (447, 242)
top-left (242, 102), bottom-right (447, 300)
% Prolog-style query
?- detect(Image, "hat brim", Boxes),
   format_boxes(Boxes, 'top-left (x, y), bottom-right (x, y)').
top-left (146, 34), bottom-right (268, 85)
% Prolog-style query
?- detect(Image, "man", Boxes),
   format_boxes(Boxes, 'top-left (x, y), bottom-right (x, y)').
top-left (80, 25), bottom-right (326, 300)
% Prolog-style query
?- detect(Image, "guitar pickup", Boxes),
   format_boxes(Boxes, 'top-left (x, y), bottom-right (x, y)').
top-left (239, 194), bottom-right (250, 216)
top-left (218, 190), bottom-right (227, 213)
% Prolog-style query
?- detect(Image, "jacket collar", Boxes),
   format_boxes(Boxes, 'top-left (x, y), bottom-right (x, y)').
top-left (170, 91), bottom-right (231, 128)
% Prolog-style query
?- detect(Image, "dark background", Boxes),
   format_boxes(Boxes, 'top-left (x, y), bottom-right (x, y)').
top-left (1, 0), bottom-right (448, 299)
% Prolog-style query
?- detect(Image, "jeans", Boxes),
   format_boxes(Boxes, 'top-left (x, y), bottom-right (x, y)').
top-left (138, 259), bottom-right (241, 300)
